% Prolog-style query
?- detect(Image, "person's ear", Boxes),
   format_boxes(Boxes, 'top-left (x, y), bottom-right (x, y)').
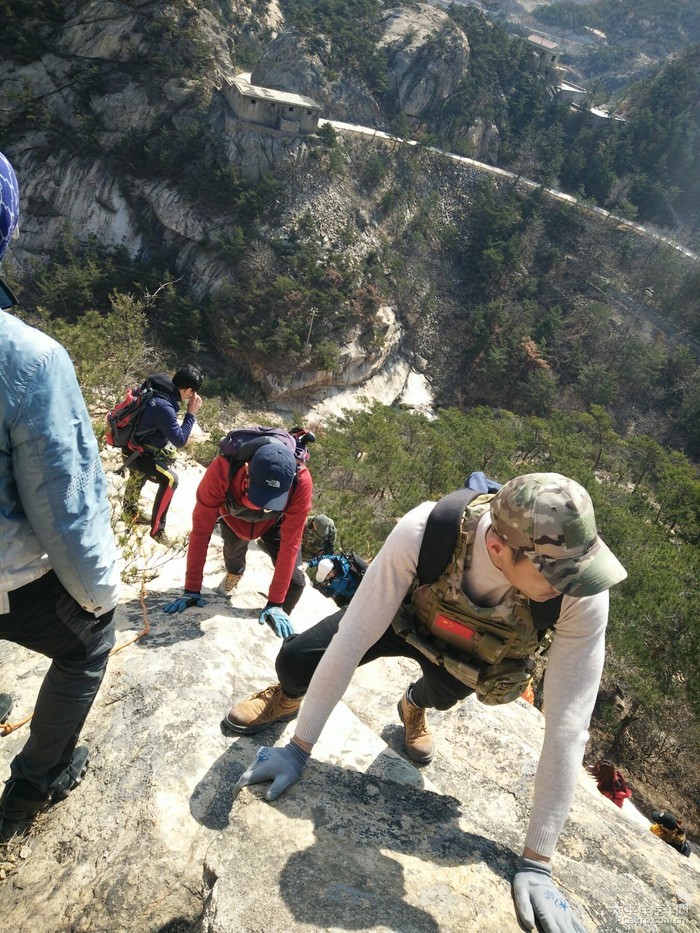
top-left (485, 528), bottom-right (507, 559)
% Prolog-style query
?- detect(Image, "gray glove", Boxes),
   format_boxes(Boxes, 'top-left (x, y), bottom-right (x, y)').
top-left (512, 857), bottom-right (586, 933)
top-left (233, 742), bottom-right (310, 801)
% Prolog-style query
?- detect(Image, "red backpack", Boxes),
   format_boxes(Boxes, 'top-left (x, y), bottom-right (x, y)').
top-left (105, 381), bottom-right (155, 454)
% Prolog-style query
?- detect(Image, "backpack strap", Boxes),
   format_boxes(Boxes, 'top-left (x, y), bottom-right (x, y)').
top-left (417, 487), bottom-right (483, 585)
top-left (531, 593), bottom-right (563, 630)
top-left (417, 486), bottom-right (563, 629)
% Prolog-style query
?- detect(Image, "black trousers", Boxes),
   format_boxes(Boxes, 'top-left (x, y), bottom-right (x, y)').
top-left (276, 609), bottom-right (473, 709)
top-left (220, 520), bottom-right (305, 614)
top-left (0, 571), bottom-right (115, 793)
top-left (123, 451), bottom-right (178, 536)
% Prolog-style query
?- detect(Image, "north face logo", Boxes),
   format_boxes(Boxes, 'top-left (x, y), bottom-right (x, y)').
top-left (266, 479), bottom-right (281, 488)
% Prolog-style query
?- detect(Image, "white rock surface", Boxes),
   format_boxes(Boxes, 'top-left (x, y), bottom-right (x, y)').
top-left (1, 453), bottom-right (698, 932)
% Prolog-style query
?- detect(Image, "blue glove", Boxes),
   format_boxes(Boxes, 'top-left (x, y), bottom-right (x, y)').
top-left (512, 857), bottom-right (586, 933)
top-left (259, 606), bottom-right (295, 638)
top-left (163, 591), bottom-right (205, 614)
top-left (234, 742), bottom-right (310, 801)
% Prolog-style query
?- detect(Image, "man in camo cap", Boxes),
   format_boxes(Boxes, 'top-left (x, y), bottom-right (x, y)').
top-left (491, 473), bottom-right (627, 598)
top-left (225, 471), bottom-right (626, 933)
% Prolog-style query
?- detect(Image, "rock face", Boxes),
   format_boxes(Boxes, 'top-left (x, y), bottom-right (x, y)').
top-left (379, 5), bottom-right (470, 120)
top-left (1, 455), bottom-right (698, 932)
top-left (251, 5), bottom-right (470, 127)
top-left (252, 31), bottom-right (383, 126)
top-left (250, 304), bottom-right (402, 402)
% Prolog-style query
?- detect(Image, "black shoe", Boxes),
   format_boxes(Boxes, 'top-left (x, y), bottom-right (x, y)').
top-left (0, 693), bottom-right (12, 724)
top-left (0, 746), bottom-right (90, 841)
top-left (0, 779), bottom-right (50, 841)
top-left (49, 745), bottom-right (90, 801)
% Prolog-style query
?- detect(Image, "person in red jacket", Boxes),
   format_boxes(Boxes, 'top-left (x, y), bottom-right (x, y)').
top-left (587, 759), bottom-right (632, 808)
top-left (164, 441), bottom-right (312, 639)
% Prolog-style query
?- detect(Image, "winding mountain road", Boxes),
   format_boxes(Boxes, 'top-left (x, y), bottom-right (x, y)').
top-left (325, 119), bottom-right (698, 262)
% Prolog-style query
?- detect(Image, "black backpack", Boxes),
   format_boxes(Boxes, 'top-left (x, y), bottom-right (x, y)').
top-left (345, 549), bottom-right (369, 583)
top-left (218, 426), bottom-right (315, 478)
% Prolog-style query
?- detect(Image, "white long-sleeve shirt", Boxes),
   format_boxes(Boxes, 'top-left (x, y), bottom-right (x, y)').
top-left (295, 501), bottom-right (608, 858)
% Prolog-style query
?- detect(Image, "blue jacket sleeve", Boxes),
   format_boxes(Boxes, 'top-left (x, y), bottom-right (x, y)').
top-left (147, 397), bottom-right (195, 449)
top-left (12, 343), bottom-right (120, 615)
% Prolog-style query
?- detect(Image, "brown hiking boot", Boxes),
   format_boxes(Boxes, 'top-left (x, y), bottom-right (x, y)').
top-left (221, 684), bottom-right (302, 735)
top-left (217, 572), bottom-right (243, 595)
top-left (397, 686), bottom-right (435, 764)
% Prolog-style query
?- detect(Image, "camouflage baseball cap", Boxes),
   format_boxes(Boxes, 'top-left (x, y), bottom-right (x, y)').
top-left (490, 473), bottom-right (627, 598)
top-left (312, 514), bottom-right (334, 533)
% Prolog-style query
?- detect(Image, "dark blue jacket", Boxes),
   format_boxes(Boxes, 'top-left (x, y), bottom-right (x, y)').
top-left (308, 554), bottom-right (361, 607)
top-left (135, 373), bottom-right (195, 452)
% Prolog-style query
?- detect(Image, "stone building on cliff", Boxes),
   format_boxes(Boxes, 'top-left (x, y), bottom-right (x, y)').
top-left (223, 72), bottom-right (322, 135)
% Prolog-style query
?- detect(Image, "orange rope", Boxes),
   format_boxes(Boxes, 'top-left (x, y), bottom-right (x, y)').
top-left (109, 583), bottom-right (151, 655)
top-left (1, 584), bottom-right (150, 736)
top-left (0, 713), bottom-right (32, 737)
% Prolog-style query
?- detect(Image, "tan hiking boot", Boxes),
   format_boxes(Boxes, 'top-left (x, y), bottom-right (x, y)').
top-left (217, 572), bottom-right (243, 595)
top-left (151, 530), bottom-right (174, 548)
top-left (222, 684), bottom-right (302, 735)
top-left (397, 686), bottom-right (435, 764)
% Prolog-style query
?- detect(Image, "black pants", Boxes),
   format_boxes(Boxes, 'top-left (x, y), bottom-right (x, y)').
top-left (276, 609), bottom-right (473, 709)
top-left (123, 451), bottom-right (178, 536)
top-left (0, 571), bottom-right (115, 793)
top-left (220, 521), bottom-right (305, 614)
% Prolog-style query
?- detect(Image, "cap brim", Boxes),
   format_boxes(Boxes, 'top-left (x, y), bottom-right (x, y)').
top-left (538, 538), bottom-right (628, 598)
top-left (247, 484), bottom-right (290, 511)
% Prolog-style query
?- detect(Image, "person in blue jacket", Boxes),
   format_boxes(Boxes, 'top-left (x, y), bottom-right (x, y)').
top-left (307, 554), bottom-right (364, 608)
top-left (0, 151), bottom-right (120, 840)
top-left (122, 367), bottom-right (203, 542)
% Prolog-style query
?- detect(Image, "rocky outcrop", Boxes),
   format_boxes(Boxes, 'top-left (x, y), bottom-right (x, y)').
top-left (19, 155), bottom-right (144, 258)
top-left (251, 31), bottom-right (382, 125)
top-left (250, 305), bottom-right (402, 402)
top-left (465, 117), bottom-right (500, 163)
top-left (250, 4), bottom-right (470, 128)
top-left (379, 4), bottom-right (470, 119)
top-left (222, 118), bottom-right (315, 183)
top-left (1, 457), bottom-right (698, 931)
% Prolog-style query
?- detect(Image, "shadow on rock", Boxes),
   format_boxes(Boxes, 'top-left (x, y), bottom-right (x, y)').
top-left (276, 766), bottom-right (516, 930)
top-left (380, 721), bottom-right (411, 759)
top-left (197, 747), bottom-right (518, 932)
top-left (150, 918), bottom-right (198, 933)
top-left (126, 590), bottom-right (254, 649)
top-left (189, 730), bottom-right (292, 831)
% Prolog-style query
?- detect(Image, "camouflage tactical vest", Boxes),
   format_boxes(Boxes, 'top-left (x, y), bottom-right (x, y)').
top-left (392, 494), bottom-right (556, 705)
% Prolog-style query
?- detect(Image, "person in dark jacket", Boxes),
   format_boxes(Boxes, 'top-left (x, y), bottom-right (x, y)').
top-left (306, 553), bottom-right (364, 608)
top-left (122, 366), bottom-right (203, 542)
top-left (650, 810), bottom-right (692, 857)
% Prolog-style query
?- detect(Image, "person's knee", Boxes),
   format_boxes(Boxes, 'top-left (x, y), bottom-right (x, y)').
top-left (275, 636), bottom-right (308, 696)
top-left (413, 679), bottom-right (471, 710)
